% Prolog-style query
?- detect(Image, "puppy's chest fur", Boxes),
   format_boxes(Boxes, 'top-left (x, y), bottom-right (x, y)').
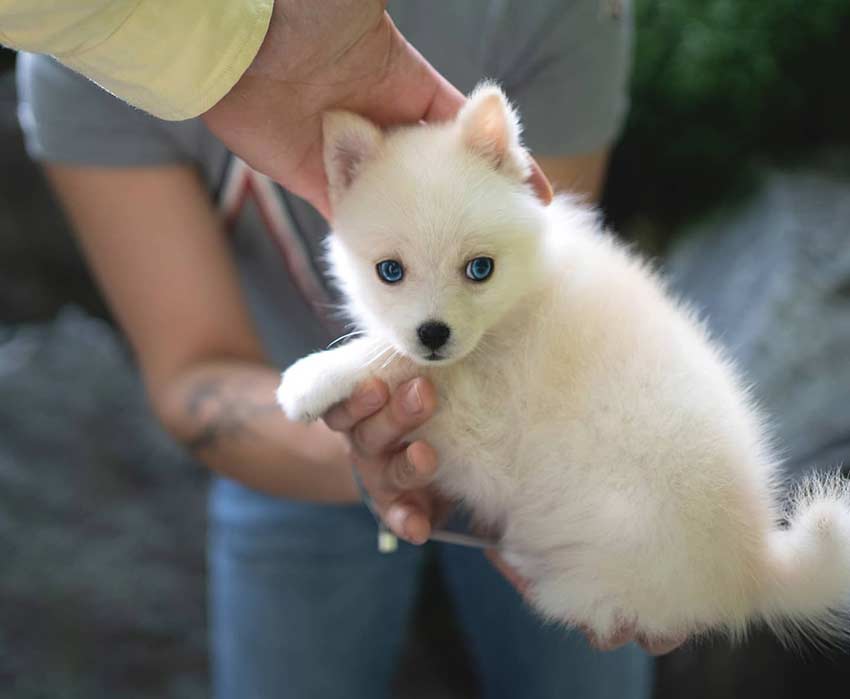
top-left (402, 317), bottom-right (552, 526)
top-left (426, 367), bottom-right (521, 516)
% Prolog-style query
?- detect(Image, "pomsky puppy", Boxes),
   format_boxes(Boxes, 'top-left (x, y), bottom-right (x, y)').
top-left (277, 83), bottom-right (850, 646)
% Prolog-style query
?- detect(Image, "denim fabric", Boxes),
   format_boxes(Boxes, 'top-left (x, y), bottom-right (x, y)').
top-left (208, 477), bottom-right (652, 699)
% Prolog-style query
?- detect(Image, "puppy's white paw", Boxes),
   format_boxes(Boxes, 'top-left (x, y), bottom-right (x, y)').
top-left (276, 353), bottom-right (353, 422)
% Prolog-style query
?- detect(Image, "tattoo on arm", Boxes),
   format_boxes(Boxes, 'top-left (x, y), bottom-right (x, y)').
top-left (184, 378), bottom-right (280, 453)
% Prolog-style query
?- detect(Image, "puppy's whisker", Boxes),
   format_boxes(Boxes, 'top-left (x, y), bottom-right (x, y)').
top-left (357, 344), bottom-right (393, 371)
top-left (367, 344), bottom-right (392, 362)
top-left (380, 349), bottom-right (401, 370)
top-left (327, 330), bottom-right (364, 349)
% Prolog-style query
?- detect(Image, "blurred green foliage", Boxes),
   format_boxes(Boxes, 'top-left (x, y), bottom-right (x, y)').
top-left (605, 0), bottom-right (850, 244)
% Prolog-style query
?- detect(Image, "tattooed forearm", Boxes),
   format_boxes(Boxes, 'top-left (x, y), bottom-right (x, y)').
top-left (184, 377), bottom-right (280, 454)
top-left (156, 363), bottom-right (355, 500)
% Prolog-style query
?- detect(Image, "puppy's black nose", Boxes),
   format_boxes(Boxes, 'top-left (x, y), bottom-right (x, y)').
top-left (417, 321), bottom-right (451, 351)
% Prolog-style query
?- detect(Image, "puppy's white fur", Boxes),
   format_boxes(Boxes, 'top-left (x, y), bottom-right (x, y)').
top-left (278, 84), bottom-right (850, 645)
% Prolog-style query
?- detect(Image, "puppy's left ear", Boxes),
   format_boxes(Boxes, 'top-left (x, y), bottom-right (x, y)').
top-left (457, 83), bottom-right (531, 181)
top-left (323, 110), bottom-right (384, 205)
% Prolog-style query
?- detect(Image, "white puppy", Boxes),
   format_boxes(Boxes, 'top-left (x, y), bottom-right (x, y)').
top-left (277, 83), bottom-right (850, 645)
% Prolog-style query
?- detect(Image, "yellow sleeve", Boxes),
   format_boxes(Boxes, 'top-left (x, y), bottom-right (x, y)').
top-left (0, 0), bottom-right (273, 120)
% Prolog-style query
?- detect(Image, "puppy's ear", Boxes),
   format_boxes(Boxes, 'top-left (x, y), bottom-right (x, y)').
top-left (323, 111), bottom-right (384, 204)
top-left (457, 83), bottom-right (530, 180)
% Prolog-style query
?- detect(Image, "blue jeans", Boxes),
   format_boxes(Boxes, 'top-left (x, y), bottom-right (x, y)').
top-left (208, 477), bottom-right (652, 699)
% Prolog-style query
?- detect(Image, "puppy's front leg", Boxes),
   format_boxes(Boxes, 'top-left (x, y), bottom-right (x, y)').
top-left (277, 337), bottom-right (385, 422)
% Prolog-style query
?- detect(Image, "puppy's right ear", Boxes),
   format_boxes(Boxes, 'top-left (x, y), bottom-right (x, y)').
top-left (457, 82), bottom-right (530, 182)
top-left (323, 111), bottom-right (384, 205)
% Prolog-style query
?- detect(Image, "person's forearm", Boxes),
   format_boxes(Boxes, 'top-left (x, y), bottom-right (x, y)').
top-left (155, 359), bottom-right (359, 502)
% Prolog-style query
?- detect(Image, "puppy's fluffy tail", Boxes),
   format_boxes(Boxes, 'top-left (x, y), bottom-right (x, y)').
top-left (759, 472), bottom-right (850, 647)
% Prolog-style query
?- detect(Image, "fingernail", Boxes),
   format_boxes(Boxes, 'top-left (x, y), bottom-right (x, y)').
top-left (387, 506), bottom-right (408, 535)
top-left (402, 381), bottom-right (423, 415)
top-left (388, 506), bottom-right (428, 545)
top-left (405, 515), bottom-right (429, 545)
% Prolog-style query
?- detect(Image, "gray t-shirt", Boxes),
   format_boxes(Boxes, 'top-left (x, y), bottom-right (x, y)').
top-left (16, 0), bottom-right (633, 368)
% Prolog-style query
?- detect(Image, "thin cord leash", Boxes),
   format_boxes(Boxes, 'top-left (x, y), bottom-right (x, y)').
top-left (350, 464), bottom-right (500, 553)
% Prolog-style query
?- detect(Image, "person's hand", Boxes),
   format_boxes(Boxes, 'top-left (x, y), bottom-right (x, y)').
top-left (322, 377), bottom-right (446, 544)
top-left (486, 550), bottom-right (687, 656)
top-left (202, 0), bottom-right (551, 219)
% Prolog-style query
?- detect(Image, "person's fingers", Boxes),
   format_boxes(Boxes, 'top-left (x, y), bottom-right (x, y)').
top-left (354, 16), bottom-right (465, 127)
top-left (421, 71), bottom-right (466, 123)
top-left (384, 440), bottom-right (439, 490)
top-left (384, 491), bottom-right (434, 544)
top-left (636, 634), bottom-right (687, 656)
top-left (323, 378), bottom-right (389, 432)
top-left (349, 378), bottom-right (437, 456)
top-left (385, 18), bottom-right (464, 124)
top-left (295, 138), bottom-right (332, 220)
top-left (583, 621), bottom-right (637, 652)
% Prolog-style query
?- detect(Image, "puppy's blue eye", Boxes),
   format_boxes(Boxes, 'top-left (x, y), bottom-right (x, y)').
top-left (377, 259), bottom-right (404, 284)
top-left (465, 256), bottom-right (494, 282)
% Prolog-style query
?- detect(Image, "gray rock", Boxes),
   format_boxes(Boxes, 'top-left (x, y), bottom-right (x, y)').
top-left (0, 308), bottom-right (208, 699)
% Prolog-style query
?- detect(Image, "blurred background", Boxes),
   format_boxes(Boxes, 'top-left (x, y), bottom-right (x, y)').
top-left (1, 1), bottom-right (849, 696)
